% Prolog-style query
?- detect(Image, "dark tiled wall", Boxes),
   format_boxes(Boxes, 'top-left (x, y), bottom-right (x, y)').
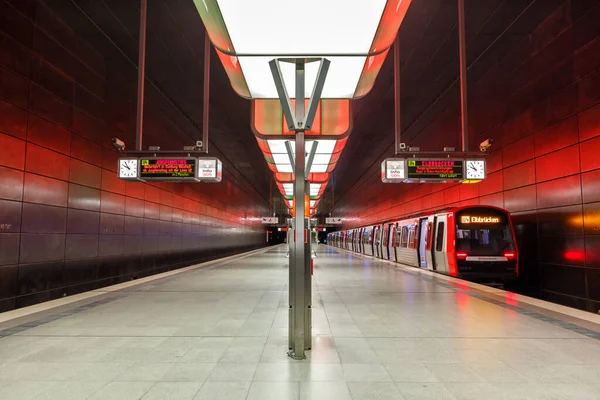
top-left (0, 1), bottom-right (267, 311)
top-left (337, 1), bottom-right (600, 313)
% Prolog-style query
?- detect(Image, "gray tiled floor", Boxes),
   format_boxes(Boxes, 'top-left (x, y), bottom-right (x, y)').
top-left (0, 245), bottom-right (600, 399)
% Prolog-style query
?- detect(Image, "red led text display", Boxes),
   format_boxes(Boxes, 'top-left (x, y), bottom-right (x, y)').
top-left (140, 158), bottom-right (197, 179)
top-left (406, 159), bottom-right (463, 180)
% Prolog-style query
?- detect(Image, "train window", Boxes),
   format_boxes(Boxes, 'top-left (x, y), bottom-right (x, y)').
top-left (435, 222), bottom-right (445, 252)
top-left (426, 222), bottom-right (432, 250)
top-left (456, 224), bottom-right (515, 255)
top-left (400, 226), bottom-right (409, 247)
top-left (411, 225), bottom-right (419, 249)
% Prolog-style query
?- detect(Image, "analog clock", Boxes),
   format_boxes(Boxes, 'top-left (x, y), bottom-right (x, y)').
top-left (465, 159), bottom-right (486, 180)
top-left (118, 158), bottom-right (139, 179)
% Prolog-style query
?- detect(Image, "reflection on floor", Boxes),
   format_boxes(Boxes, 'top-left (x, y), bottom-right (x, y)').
top-left (0, 245), bottom-right (599, 399)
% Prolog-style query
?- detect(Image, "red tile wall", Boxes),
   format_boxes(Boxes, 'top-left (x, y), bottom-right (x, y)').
top-left (0, 1), bottom-right (268, 311)
top-left (336, 2), bottom-right (600, 313)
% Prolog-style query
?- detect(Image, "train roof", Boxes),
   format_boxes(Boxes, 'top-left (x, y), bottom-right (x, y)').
top-left (345, 205), bottom-right (511, 230)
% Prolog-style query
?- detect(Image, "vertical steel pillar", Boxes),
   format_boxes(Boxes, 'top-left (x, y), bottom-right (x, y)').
top-left (291, 60), bottom-right (308, 360)
top-left (458, 0), bottom-right (469, 152)
top-left (394, 33), bottom-right (402, 154)
top-left (135, 0), bottom-right (148, 151)
top-left (202, 31), bottom-right (210, 154)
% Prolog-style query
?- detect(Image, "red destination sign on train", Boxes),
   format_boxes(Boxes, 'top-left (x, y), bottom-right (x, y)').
top-left (140, 158), bottom-right (197, 179)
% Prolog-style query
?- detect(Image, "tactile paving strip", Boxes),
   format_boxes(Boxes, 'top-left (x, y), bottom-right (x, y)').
top-left (0, 294), bottom-right (127, 338)
top-left (374, 258), bottom-right (600, 341)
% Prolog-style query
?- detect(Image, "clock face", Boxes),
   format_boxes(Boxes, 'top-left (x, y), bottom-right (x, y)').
top-left (118, 159), bottom-right (138, 179)
top-left (466, 160), bottom-right (486, 180)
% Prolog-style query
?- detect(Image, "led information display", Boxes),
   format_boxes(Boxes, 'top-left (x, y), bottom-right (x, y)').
top-left (139, 158), bottom-right (198, 180)
top-left (460, 215), bottom-right (502, 224)
top-left (406, 159), bottom-right (463, 181)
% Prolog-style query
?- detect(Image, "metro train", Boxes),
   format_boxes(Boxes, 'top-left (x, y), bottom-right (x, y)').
top-left (327, 206), bottom-right (518, 282)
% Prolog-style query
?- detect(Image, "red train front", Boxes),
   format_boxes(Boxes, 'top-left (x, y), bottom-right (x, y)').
top-left (327, 206), bottom-right (518, 283)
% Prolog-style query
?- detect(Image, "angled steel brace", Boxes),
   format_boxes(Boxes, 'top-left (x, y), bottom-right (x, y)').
top-left (304, 59), bottom-right (330, 131)
top-left (269, 59), bottom-right (296, 130)
top-left (305, 141), bottom-right (318, 173)
top-left (269, 58), bottom-right (330, 132)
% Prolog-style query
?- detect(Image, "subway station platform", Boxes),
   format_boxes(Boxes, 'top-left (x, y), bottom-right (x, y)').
top-left (0, 246), bottom-right (599, 400)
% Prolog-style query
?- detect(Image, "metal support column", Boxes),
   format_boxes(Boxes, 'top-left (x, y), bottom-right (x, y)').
top-left (202, 31), bottom-right (210, 154)
top-left (292, 60), bottom-right (307, 360)
top-left (458, 0), bottom-right (469, 152)
top-left (269, 57), bottom-right (329, 361)
top-left (135, 0), bottom-right (148, 151)
top-left (394, 33), bottom-right (402, 154)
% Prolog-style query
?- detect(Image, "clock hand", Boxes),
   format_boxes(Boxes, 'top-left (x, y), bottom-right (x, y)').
top-left (124, 164), bottom-right (131, 170)
top-left (469, 165), bottom-right (477, 171)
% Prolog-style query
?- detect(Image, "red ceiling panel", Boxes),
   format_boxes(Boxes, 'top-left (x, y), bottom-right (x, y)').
top-left (0, 99), bottom-right (27, 140)
top-left (577, 69), bottom-right (600, 111)
top-left (478, 171), bottom-right (503, 196)
top-left (502, 134), bottom-right (534, 168)
top-left (0, 133), bottom-right (25, 170)
top-left (69, 159), bottom-right (101, 189)
top-left (479, 193), bottom-right (505, 209)
top-left (504, 185), bottom-right (537, 212)
top-left (100, 191), bottom-right (125, 215)
top-left (578, 102), bottom-right (600, 141)
top-left (26, 143), bottom-right (69, 181)
top-left (23, 172), bottom-right (67, 207)
top-left (27, 114), bottom-right (71, 155)
top-left (101, 169), bottom-right (126, 195)
top-left (459, 182), bottom-right (479, 201)
top-left (125, 196), bottom-right (145, 218)
top-left (503, 160), bottom-right (535, 190)
top-left (486, 150), bottom-right (504, 174)
top-left (535, 145), bottom-right (580, 182)
top-left (579, 135), bottom-right (600, 172)
top-left (534, 116), bottom-right (579, 157)
top-left (537, 175), bottom-right (582, 209)
top-left (70, 134), bottom-right (103, 167)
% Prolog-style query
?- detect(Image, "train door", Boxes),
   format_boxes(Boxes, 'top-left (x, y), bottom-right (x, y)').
top-left (417, 218), bottom-right (428, 268)
top-left (387, 224), bottom-right (394, 260)
top-left (378, 224), bottom-right (385, 258)
top-left (357, 229), bottom-right (362, 253)
top-left (376, 225), bottom-right (383, 258)
top-left (372, 226), bottom-right (379, 257)
top-left (364, 228), bottom-right (372, 255)
top-left (382, 224), bottom-right (389, 259)
top-left (424, 218), bottom-right (434, 270)
top-left (432, 215), bottom-right (448, 273)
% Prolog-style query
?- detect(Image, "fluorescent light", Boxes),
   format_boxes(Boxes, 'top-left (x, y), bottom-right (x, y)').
top-left (272, 154), bottom-right (291, 164)
top-left (312, 154), bottom-right (332, 165)
top-left (314, 140), bottom-right (336, 154)
top-left (310, 200), bottom-right (317, 207)
top-left (283, 183), bottom-right (293, 190)
top-left (309, 164), bottom-right (328, 173)
top-left (238, 56), bottom-right (366, 99)
top-left (215, 0), bottom-right (387, 55)
top-left (277, 164), bottom-right (293, 173)
top-left (268, 140), bottom-right (289, 154)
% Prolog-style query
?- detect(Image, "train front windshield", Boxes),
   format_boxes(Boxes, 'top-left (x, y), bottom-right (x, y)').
top-left (455, 209), bottom-right (515, 256)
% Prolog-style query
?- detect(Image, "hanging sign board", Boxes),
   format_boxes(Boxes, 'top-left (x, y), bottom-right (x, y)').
top-left (325, 217), bottom-right (343, 224)
top-left (118, 156), bottom-right (222, 182)
top-left (261, 217), bottom-right (279, 224)
top-left (381, 158), bottom-right (406, 183)
top-left (405, 159), bottom-right (464, 181)
top-left (196, 157), bottom-right (223, 182)
top-left (139, 158), bottom-right (198, 181)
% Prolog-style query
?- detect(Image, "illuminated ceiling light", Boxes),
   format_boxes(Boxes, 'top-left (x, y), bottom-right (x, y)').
top-left (195, 0), bottom-right (414, 99)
